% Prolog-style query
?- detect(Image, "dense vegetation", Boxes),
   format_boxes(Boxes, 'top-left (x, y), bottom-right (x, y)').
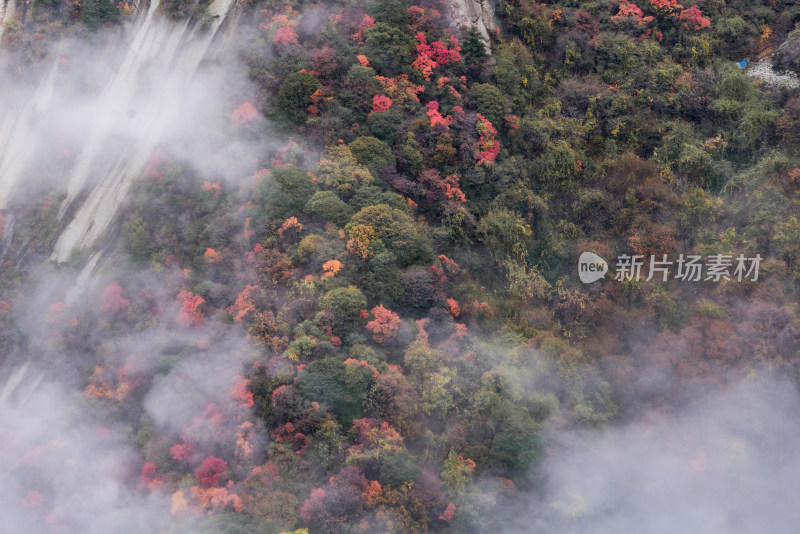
top-left (2, 0), bottom-right (800, 532)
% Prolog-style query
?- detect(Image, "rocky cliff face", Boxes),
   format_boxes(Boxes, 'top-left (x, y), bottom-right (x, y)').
top-left (0, 0), bottom-right (18, 39)
top-left (50, 0), bottom-right (235, 263)
top-left (0, 0), bottom-right (236, 268)
top-left (775, 28), bottom-right (800, 75)
top-left (447, 0), bottom-right (498, 50)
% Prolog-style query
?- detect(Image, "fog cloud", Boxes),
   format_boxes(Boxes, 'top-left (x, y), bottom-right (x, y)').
top-left (521, 377), bottom-right (800, 533)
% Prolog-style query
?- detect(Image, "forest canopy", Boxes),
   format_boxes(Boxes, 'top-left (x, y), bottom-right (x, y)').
top-left (1, 0), bottom-right (800, 532)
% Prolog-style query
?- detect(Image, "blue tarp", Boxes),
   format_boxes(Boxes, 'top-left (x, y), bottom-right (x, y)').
top-left (738, 60), bottom-right (748, 68)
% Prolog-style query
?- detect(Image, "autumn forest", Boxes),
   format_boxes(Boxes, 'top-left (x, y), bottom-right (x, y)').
top-left (1, 0), bottom-right (800, 532)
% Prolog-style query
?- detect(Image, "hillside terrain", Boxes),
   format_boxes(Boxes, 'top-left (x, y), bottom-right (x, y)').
top-left (1, 0), bottom-right (800, 532)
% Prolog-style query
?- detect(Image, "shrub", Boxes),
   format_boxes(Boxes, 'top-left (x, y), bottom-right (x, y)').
top-left (349, 136), bottom-right (396, 179)
top-left (274, 72), bottom-right (321, 125)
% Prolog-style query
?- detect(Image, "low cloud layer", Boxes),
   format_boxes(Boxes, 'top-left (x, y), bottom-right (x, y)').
top-left (0, 270), bottom-right (261, 533)
top-left (0, 364), bottom-right (171, 534)
top-left (521, 377), bottom-right (800, 533)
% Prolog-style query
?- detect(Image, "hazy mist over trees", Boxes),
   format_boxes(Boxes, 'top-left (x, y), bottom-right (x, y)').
top-left (1, 0), bottom-right (800, 532)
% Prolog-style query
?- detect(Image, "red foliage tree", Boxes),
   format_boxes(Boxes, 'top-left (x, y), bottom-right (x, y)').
top-left (413, 33), bottom-right (461, 80)
top-left (649, 0), bottom-right (682, 12)
top-left (351, 14), bottom-right (375, 44)
top-left (204, 247), bottom-right (223, 263)
top-left (270, 421), bottom-right (311, 456)
top-left (231, 375), bottom-right (254, 408)
top-left (446, 298), bottom-right (460, 318)
top-left (505, 114), bottom-right (520, 135)
top-left (232, 102), bottom-right (258, 125)
top-left (371, 95), bottom-right (393, 114)
top-left (365, 305), bottom-right (401, 343)
top-left (196, 456), bottom-right (228, 487)
top-left (426, 101), bottom-right (450, 128)
top-left (416, 170), bottom-right (466, 208)
top-left (678, 5), bottom-right (710, 30)
top-left (437, 254), bottom-right (460, 274)
top-left (364, 480), bottom-right (382, 506)
top-left (322, 259), bottom-right (344, 279)
top-left (228, 285), bottom-right (259, 323)
top-left (439, 502), bottom-right (456, 521)
top-left (298, 487), bottom-right (327, 524)
top-left (278, 216), bottom-right (303, 241)
top-left (139, 461), bottom-right (163, 490)
top-left (201, 181), bottom-right (221, 194)
top-left (475, 114), bottom-right (499, 164)
top-left (170, 440), bottom-right (194, 461)
top-left (274, 27), bottom-right (299, 49)
top-left (101, 283), bottom-right (129, 313)
top-left (576, 9), bottom-right (600, 35)
top-left (611, 0), bottom-right (653, 26)
top-left (408, 5), bottom-right (441, 32)
top-left (176, 290), bottom-right (205, 328)
top-left (311, 46), bottom-right (338, 78)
